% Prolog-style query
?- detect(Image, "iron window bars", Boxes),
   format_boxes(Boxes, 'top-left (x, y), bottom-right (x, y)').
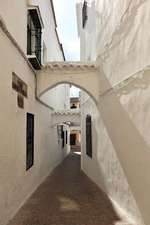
top-left (27, 10), bottom-right (42, 66)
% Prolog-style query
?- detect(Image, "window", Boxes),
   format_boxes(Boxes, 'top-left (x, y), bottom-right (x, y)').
top-left (82, 1), bottom-right (88, 28)
top-left (86, 115), bottom-right (92, 158)
top-left (66, 131), bottom-right (68, 145)
top-left (61, 126), bottom-right (65, 148)
top-left (57, 125), bottom-right (62, 144)
top-left (26, 113), bottom-right (34, 170)
top-left (27, 8), bottom-right (42, 69)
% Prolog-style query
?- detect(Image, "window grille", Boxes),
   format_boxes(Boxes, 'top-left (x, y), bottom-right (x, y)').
top-left (27, 10), bottom-right (42, 65)
top-left (66, 131), bottom-right (68, 144)
top-left (86, 115), bottom-right (92, 158)
top-left (61, 126), bottom-right (65, 148)
top-left (26, 113), bottom-right (34, 170)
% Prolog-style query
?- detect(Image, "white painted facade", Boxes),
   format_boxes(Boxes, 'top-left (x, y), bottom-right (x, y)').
top-left (1, 0), bottom-right (150, 225)
top-left (77, 0), bottom-right (150, 225)
top-left (0, 1), bottom-right (70, 225)
top-left (27, 0), bottom-right (70, 110)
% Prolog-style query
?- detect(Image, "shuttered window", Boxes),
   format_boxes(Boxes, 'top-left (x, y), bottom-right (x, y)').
top-left (86, 115), bottom-right (92, 158)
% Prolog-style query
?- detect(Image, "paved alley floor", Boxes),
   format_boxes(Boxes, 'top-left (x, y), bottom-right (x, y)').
top-left (8, 152), bottom-right (132, 225)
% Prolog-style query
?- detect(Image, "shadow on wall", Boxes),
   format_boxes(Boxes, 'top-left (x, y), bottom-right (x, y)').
top-left (97, 68), bottom-right (150, 225)
top-left (93, 110), bottom-right (143, 224)
top-left (116, 68), bottom-right (150, 97)
top-left (80, 65), bottom-right (147, 224)
top-left (77, 0), bottom-right (148, 60)
top-left (97, 0), bottom-right (147, 60)
top-left (8, 153), bottom-right (123, 225)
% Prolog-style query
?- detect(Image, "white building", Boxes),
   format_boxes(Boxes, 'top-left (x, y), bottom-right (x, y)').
top-left (76, 0), bottom-right (150, 225)
top-left (1, 1), bottom-right (150, 225)
top-left (0, 1), bottom-right (70, 225)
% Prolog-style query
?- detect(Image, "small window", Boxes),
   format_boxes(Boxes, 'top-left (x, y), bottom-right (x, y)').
top-left (66, 131), bottom-right (68, 145)
top-left (26, 113), bottom-right (34, 170)
top-left (57, 125), bottom-right (62, 144)
top-left (86, 115), bottom-right (92, 158)
top-left (61, 126), bottom-right (65, 148)
top-left (82, 1), bottom-right (88, 28)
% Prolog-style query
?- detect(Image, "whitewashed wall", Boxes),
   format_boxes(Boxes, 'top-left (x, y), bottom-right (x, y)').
top-left (0, 1), bottom-right (70, 225)
top-left (0, 0), bottom-right (70, 111)
top-left (28, 0), bottom-right (70, 110)
top-left (77, 0), bottom-right (150, 224)
top-left (78, 0), bottom-right (150, 85)
top-left (0, 27), bottom-right (69, 225)
top-left (0, 0), bottom-right (27, 51)
top-left (41, 84), bottom-right (70, 110)
top-left (80, 92), bottom-right (143, 224)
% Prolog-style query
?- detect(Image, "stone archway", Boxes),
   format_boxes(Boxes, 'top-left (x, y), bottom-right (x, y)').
top-left (36, 61), bottom-right (100, 105)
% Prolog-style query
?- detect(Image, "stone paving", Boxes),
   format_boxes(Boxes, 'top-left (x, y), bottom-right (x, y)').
top-left (8, 152), bottom-right (132, 225)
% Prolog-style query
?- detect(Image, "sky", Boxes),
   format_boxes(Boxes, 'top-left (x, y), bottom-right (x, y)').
top-left (53, 0), bottom-right (80, 97)
top-left (53, 0), bottom-right (80, 61)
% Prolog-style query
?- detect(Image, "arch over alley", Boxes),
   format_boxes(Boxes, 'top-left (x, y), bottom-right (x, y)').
top-left (36, 61), bottom-right (100, 104)
top-left (37, 61), bottom-right (150, 225)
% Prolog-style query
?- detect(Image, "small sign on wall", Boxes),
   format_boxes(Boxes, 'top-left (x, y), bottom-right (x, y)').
top-left (17, 93), bottom-right (24, 109)
top-left (12, 72), bottom-right (27, 97)
top-left (12, 72), bottom-right (27, 109)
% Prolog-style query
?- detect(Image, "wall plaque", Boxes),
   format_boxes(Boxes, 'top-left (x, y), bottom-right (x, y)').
top-left (12, 72), bottom-right (28, 97)
top-left (17, 93), bottom-right (24, 109)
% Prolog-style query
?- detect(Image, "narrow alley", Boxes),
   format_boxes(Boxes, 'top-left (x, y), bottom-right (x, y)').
top-left (8, 150), bottom-right (130, 225)
top-left (1, 0), bottom-right (150, 224)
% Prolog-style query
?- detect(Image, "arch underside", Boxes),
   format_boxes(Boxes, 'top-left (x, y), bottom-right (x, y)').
top-left (36, 62), bottom-right (99, 104)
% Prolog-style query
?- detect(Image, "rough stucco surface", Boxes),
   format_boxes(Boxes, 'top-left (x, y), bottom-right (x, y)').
top-left (117, 70), bottom-right (150, 148)
top-left (84, 0), bottom-right (150, 85)
top-left (78, 0), bottom-right (150, 224)
top-left (80, 93), bottom-right (143, 225)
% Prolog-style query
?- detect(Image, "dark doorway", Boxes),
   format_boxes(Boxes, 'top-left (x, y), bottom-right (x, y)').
top-left (70, 134), bottom-right (76, 145)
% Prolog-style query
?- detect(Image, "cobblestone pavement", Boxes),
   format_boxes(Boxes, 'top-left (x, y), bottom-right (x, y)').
top-left (8, 152), bottom-right (132, 225)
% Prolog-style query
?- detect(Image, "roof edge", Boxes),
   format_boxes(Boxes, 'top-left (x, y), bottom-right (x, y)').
top-left (50, 0), bottom-right (57, 28)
